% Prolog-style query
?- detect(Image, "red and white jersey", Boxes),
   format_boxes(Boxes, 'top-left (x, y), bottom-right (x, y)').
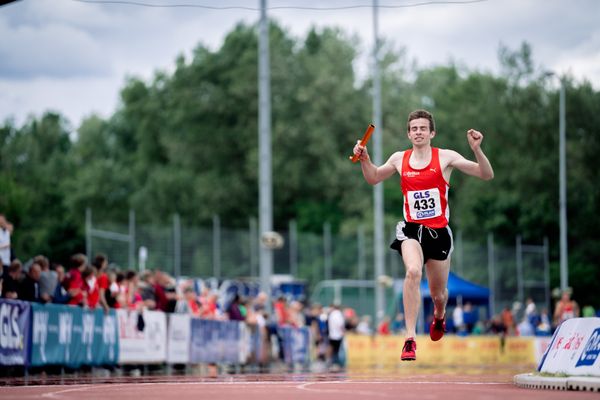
top-left (400, 147), bottom-right (450, 228)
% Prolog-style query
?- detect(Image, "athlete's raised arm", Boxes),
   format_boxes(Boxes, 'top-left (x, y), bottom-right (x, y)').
top-left (445, 129), bottom-right (494, 180)
top-left (352, 141), bottom-right (402, 185)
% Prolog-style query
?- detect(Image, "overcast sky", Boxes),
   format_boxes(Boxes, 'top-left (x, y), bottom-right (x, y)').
top-left (1, 0), bottom-right (598, 128)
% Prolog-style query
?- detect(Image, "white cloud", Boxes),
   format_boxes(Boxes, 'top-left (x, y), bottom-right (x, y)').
top-left (0, 14), bottom-right (111, 79)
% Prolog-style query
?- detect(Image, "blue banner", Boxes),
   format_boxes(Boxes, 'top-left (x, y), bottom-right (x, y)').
top-left (30, 303), bottom-right (118, 367)
top-left (279, 326), bottom-right (310, 365)
top-left (190, 319), bottom-right (241, 364)
top-left (0, 299), bottom-right (31, 366)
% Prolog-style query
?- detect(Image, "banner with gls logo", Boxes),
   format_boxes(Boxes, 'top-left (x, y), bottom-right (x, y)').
top-left (0, 299), bottom-right (31, 366)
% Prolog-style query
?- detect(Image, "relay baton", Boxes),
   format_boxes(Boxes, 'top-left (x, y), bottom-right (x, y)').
top-left (349, 124), bottom-right (375, 163)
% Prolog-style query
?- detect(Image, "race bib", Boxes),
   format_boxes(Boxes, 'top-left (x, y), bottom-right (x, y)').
top-left (407, 188), bottom-right (442, 220)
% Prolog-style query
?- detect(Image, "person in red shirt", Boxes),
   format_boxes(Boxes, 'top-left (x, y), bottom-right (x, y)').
top-left (200, 291), bottom-right (219, 319)
top-left (82, 266), bottom-right (100, 308)
top-left (93, 254), bottom-right (111, 312)
top-left (553, 290), bottom-right (580, 327)
top-left (274, 296), bottom-right (289, 326)
top-left (67, 254), bottom-right (87, 306)
top-left (353, 109), bottom-right (494, 361)
top-left (377, 316), bottom-right (391, 335)
top-left (125, 270), bottom-right (144, 311)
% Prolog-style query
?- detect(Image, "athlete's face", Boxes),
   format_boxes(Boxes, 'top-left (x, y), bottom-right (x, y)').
top-left (407, 118), bottom-right (435, 145)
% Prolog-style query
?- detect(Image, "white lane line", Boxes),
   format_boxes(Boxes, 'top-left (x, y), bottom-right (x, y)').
top-left (296, 382), bottom-right (394, 398)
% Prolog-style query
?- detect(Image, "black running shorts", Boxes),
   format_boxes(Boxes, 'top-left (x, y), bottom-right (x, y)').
top-left (390, 221), bottom-right (453, 262)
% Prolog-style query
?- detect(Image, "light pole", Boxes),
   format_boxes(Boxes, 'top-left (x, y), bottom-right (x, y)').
top-left (546, 72), bottom-right (568, 291)
top-left (558, 78), bottom-right (568, 291)
top-left (258, 0), bottom-right (273, 301)
top-left (372, 0), bottom-right (385, 324)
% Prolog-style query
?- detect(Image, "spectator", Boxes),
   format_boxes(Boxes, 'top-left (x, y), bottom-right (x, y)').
top-left (2, 259), bottom-right (22, 299)
top-left (115, 272), bottom-right (128, 308)
top-left (525, 297), bottom-right (537, 319)
top-left (52, 263), bottom-right (70, 304)
top-left (463, 302), bottom-right (478, 333)
top-left (553, 290), bottom-right (580, 326)
top-left (138, 270), bottom-right (157, 310)
top-left (103, 269), bottom-right (120, 308)
top-left (0, 213), bottom-right (12, 277)
top-left (176, 286), bottom-right (202, 317)
top-left (488, 314), bottom-right (507, 352)
top-left (582, 304), bottom-right (596, 318)
top-left (453, 304), bottom-right (465, 334)
top-left (226, 293), bottom-right (245, 321)
top-left (377, 315), bottom-right (391, 335)
top-left (305, 303), bottom-right (328, 361)
top-left (517, 316), bottom-right (535, 336)
top-left (252, 291), bottom-right (268, 314)
top-left (93, 254), bottom-right (111, 312)
top-left (391, 312), bottom-right (406, 335)
top-left (273, 296), bottom-right (289, 326)
top-left (67, 254), bottom-right (87, 306)
top-left (288, 301), bottom-right (305, 327)
top-left (343, 307), bottom-right (358, 332)
top-left (125, 270), bottom-right (143, 310)
top-left (488, 314), bottom-right (507, 336)
top-left (536, 308), bottom-right (552, 335)
top-left (154, 270), bottom-right (178, 312)
top-left (36, 255), bottom-right (57, 303)
top-left (356, 315), bottom-right (373, 335)
top-left (18, 261), bottom-right (42, 302)
top-left (328, 303), bottom-right (345, 371)
top-left (501, 306), bottom-right (515, 335)
top-left (471, 321), bottom-right (485, 335)
top-left (200, 290), bottom-right (219, 319)
top-left (82, 265), bottom-right (100, 309)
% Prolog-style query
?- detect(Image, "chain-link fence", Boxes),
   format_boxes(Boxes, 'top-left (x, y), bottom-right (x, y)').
top-left (85, 209), bottom-right (549, 318)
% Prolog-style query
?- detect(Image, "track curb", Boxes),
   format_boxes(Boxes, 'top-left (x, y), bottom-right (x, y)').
top-left (514, 373), bottom-right (600, 392)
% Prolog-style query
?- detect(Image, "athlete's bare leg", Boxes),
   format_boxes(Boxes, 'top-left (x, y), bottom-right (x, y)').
top-left (401, 239), bottom-right (424, 339)
top-left (425, 257), bottom-right (451, 319)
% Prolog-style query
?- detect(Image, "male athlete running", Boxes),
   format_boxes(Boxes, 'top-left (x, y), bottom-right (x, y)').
top-left (353, 109), bottom-right (494, 360)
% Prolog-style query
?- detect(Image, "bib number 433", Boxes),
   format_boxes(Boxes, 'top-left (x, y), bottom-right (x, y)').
top-left (407, 189), bottom-right (442, 220)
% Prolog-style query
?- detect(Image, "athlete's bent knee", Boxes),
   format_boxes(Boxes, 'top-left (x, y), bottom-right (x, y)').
top-left (431, 292), bottom-right (447, 304)
top-left (405, 266), bottom-right (422, 281)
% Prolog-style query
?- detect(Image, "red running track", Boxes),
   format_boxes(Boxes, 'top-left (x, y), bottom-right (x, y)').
top-left (1, 372), bottom-right (598, 400)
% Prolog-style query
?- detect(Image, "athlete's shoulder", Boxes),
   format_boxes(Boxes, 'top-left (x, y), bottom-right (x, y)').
top-left (386, 150), bottom-right (405, 165)
top-left (438, 148), bottom-right (464, 162)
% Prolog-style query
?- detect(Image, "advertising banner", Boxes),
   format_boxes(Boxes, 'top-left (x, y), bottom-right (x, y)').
top-left (279, 326), bottom-right (310, 365)
top-left (346, 334), bottom-right (538, 370)
top-left (538, 317), bottom-right (600, 376)
top-left (30, 304), bottom-right (118, 367)
top-left (0, 299), bottom-right (31, 366)
top-left (189, 319), bottom-right (241, 364)
top-left (167, 313), bottom-right (190, 364)
top-left (117, 309), bottom-right (167, 364)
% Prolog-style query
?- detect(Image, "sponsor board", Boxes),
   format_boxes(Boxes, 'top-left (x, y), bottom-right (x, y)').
top-left (30, 303), bottom-right (118, 367)
top-left (539, 317), bottom-right (600, 376)
top-left (189, 319), bottom-right (241, 364)
top-left (167, 313), bottom-right (190, 364)
top-left (0, 299), bottom-right (31, 366)
top-left (346, 334), bottom-right (538, 369)
top-left (117, 309), bottom-right (167, 364)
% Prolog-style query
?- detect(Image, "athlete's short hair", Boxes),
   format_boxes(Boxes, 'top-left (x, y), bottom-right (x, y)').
top-left (407, 109), bottom-right (435, 132)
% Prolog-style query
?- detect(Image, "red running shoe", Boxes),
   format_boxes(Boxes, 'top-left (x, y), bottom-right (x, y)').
top-left (429, 314), bottom-right (446, 341)
top-left (401, 337), bottom-right (417, 361)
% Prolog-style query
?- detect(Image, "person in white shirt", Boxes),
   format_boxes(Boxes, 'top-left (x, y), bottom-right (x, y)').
top-left (0, 214), bottom-right (12, 276)
top-left (327, 303), bottom-right (345, 369)
top-left (453, 304), bottom-right (465, 334)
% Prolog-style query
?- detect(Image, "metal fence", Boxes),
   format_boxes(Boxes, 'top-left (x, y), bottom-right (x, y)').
top-left (85, 208), bottom-right (550, 317)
